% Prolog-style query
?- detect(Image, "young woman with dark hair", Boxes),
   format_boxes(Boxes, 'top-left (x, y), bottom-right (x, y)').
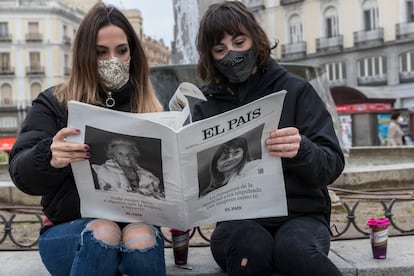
top-left (193, 2), bottom-right (345, 275)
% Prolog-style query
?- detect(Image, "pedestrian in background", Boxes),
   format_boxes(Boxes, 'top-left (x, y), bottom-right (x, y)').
top-left (387, 111), bottom-right (405, 146)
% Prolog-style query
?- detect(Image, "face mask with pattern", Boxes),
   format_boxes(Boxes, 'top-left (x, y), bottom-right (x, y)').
top-left (214, 47), bottom-right (257, 83)
top-left (97, 57), bottom-right (130, 90)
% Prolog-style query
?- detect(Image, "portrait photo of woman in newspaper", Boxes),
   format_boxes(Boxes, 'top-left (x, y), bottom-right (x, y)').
top-left (198, 127), bottom-right (263, 197)
top-left (91, 136), bottom-right (164, 199)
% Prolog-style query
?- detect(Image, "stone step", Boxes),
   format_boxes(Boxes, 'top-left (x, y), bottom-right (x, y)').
top-left (1, 236), bottom-right (414, 275)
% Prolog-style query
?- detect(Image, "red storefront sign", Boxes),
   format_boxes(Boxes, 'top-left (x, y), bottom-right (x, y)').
top-left (336, 102), bottom-right (392, 113)
top-left (0, 136), bottom-right (16, 152)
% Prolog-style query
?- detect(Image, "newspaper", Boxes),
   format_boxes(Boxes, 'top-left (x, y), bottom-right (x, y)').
top-left (67, 88), bottom-right (288, 230)
top-left (168, 82), bottom-right (207, 112)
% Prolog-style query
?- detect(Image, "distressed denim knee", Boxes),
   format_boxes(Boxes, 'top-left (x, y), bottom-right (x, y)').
top-left (39, 218), bottom-right (121, 276)
top-left (39, 219), bottom-right (165, 275)
top-left (119, 223), bottom-right (166, 276)
top-left (85, 219), bottom-right (122, 246)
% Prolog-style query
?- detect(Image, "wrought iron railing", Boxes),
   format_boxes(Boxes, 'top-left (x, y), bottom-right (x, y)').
top-left (330, 198), bottom-right (414, 239)
top-left (1, 188), bottom-right (413, 250)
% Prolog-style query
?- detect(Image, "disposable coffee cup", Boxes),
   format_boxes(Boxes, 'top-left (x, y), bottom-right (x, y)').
top-left (169, 228), bottom-right (190, 265)
top-left (367, 218), bottom-right (390, 259)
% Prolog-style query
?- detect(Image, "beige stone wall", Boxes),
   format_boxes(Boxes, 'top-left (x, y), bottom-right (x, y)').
top-left (57, 0), bottom-right (99, 14)
top-left (143, 35), bottom-right (171, 65)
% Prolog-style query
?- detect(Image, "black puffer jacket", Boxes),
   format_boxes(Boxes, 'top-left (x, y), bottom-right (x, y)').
top-left (192, 59), bottom-right (345, 228)
top-left (8, 84), bottom-right (132, 226)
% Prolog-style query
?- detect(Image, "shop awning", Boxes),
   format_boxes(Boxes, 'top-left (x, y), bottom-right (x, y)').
top-left (331, 86), bottom-right (396, 105)
top-left (0, 136), bottom-right (16, 152)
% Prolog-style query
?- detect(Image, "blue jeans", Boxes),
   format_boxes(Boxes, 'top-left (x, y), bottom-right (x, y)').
top-left (38, 218), bottom-right (166, 276)
top-left (210, 217), bottom-right (342, 276)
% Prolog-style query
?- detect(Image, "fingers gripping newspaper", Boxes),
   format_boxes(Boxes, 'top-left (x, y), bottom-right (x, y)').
top-left (68, 83), bottom-right (288, 231)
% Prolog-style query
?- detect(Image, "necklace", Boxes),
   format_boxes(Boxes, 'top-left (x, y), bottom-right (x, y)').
top-left (105, 92), bottom-right (115, 107)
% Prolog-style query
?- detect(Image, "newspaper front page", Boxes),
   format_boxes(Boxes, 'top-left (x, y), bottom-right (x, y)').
top-left (67, 89), bottom-right (288, 230)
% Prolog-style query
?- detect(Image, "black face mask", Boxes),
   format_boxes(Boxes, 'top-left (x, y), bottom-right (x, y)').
top-left (214, 48), bottom-right (257, 83)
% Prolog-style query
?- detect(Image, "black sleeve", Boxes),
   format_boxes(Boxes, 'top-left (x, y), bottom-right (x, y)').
top-left (8, 91), bottom-right (71, 195)
top-left (282, 82), bottom-right (345, 187)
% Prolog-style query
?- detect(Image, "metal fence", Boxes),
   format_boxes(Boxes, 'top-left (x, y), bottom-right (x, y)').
top-left (1, 188), bottom-right (414, 250)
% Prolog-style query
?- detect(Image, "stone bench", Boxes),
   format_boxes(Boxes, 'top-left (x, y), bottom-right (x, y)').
top-left (1, 236), bottom-right (414, 275)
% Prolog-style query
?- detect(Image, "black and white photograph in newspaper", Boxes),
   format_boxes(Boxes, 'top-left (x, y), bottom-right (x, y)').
top-left (197, 124), bottom-right (264, 197)
top-left (85, 126), bottom-right (165, 199)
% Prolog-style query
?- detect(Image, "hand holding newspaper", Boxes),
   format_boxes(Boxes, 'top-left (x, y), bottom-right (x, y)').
top-left (67, 84), bottom-right (288, 230)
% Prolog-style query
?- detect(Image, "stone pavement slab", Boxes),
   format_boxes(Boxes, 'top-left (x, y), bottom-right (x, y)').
top-left (330, 236), bottom-right (414, 276)
top-left (0, 251), bottom-right (49, 276)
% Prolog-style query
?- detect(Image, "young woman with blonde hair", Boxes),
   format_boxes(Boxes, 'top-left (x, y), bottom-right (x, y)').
top-left (9, 3), bottom-right (165, 275)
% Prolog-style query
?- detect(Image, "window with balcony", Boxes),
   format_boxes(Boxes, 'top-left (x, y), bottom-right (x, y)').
top-left (0, 83), bottom-right (12, 105)
top-left (316, 6), bottom-right (343, 53)
top-left (363, 1), bottom-right (379, 31)
top-left (357, 56), bottom-right (387, 85)
top-left (26, 21), bottom-right (42, 41)
top-left (281, 14), bottom-right (306, 59)
top-left (0, 52), bottom-right (13, 75)
top-left (324, 7), bottom-right (339, 38)
top-left (289, 15), bottom-right (303, 43)
top-left (399, 50), bottom-right (414, 82)
top-left (27, 52), bottom-right (44, 75)
top-left (354, 1), bottom-right (383, 46)
top-left (324, 62), bottom-right (346, 86)
top-left (396, 1), bottom-right (414, 39)
top-left (0, 22), bottom-right (11, 42)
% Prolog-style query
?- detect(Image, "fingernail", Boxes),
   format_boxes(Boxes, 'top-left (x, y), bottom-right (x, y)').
top-left (75, 129), bottom-right (80, 133)
top-left (84, 145), bottom-right (90, 150)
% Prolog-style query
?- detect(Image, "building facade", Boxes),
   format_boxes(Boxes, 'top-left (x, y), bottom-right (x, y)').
top-left (0, 0), bottom-right (171, 150)
top-left (0, 0), bottom-right (84, 148)
top-left (144, 35), bottom-right (171, 65)
top-left (234, 0), bottom-right (414, 146)
top-left (259, 0), bottom-right (414, 106)
top-left (254, 0), bottom-right (414, 145)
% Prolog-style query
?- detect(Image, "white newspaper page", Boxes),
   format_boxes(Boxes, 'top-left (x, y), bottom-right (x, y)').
top-left (67, 102), bottom-right (188, 228)
top-left (168, 82), bottom-right (207, 112)
top-left (168, 82), bottom-right (207, 125)
top-left (67, 90), bottom-right (288, 230)
top-left (176, 91), bottom-right (288, 229)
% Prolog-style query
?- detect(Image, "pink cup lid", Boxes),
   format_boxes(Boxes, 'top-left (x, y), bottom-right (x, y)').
top-left (367, 217), bottom-right (390, 227)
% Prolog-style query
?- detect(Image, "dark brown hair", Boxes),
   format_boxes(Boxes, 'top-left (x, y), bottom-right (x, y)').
top-left (391, 111), bottom-right (401, 120)
top-left (196, 1), bottom-right (277, 84)
top-left (54, 2), bottom-right (161, 113)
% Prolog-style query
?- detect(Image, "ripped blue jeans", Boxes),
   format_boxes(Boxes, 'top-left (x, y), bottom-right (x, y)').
top-left (38, 218), bottom-right (166, 276)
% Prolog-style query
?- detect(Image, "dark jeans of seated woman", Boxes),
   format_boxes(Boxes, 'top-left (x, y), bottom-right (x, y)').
top-left (210, 217), bottom-right (342, 276)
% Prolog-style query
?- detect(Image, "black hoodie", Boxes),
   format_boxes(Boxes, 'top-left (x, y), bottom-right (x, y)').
top-left (8, 84), bottom-right (132, 228)
top-left (192, 59), bottom-right (345, 228)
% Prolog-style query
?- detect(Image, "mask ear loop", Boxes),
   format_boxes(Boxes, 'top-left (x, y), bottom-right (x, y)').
top-left (106, 92), bottom-right (115, 107)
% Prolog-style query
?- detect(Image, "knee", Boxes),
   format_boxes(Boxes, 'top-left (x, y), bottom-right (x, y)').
top-left (232, 226), bottom-right (273, 252)
top-left (86, 219), bottom-right (121, 246)
top-left (122, 223), bottom-right (157, 250)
